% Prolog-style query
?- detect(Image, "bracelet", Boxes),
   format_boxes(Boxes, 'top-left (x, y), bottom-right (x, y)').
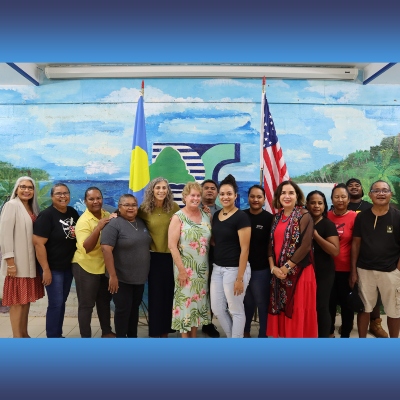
top-left (7, 265), bottom-right (15, 269)
top-left (271, 266), bottom-right (275, 274)
top-left (284, 262), bottom-right (292, 273)
top-left (236, 278), bottom-right (243, 282)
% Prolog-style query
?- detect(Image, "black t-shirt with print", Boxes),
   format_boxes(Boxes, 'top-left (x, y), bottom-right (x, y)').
top-left (313, 217), bottom-right (338, 272)
top-left (243, 209), bottom-right (273, 271)
top-left (353, 207), bottom-right (400, 272)
top-left (34, 205), bottom-right (80, 271)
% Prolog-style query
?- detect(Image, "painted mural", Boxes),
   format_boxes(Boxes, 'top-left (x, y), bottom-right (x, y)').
top-left (1, 73), bottom-right (400, 211)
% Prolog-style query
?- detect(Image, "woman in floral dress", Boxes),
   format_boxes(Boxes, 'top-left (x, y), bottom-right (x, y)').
top-left (168, 182), bottom-right (211, 337)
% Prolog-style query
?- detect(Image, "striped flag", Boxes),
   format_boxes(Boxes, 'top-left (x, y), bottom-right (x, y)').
top-left (260, 92), bottom-right (289, 213)
top-left (128, 84), bottom-right (150, 205)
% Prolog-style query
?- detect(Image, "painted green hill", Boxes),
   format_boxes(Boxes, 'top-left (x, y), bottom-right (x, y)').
top-left (293, 135), bottom-right (400, 204)
top-left (149, 147), bottom-right (195, 184)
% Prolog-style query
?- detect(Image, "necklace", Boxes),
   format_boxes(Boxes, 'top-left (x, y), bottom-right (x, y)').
top-left (127, 220), bottom-right (138, 230)
top-left (281, 210), bottom-right (293, 223)
top-left (222, 207), bottom-right (235, 216)
top-left (354, 200), bottom-right (363, 211)
top-left (333, 209), bottom-right (349, 217)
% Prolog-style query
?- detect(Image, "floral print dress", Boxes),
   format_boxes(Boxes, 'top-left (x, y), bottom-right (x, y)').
top-left (171, 209), bottom-right (212, 333)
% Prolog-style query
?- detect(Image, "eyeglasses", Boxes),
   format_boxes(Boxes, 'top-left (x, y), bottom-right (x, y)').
top-left (19, 185), bottom-right (34, 191)
top-left (370, 189), bottom-right (391, 194)
top-left (119, 204), bottom-right (138, 208)
top-left (53, 192), bottom-right (70, 197)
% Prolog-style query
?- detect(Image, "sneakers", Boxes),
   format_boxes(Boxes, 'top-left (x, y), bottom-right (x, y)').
top-left (369, 318), bottom-right (389, 338)
top-left (243, 332), bottom-right (251, 338)
top-left (202, 323), bottom-right (220, 338)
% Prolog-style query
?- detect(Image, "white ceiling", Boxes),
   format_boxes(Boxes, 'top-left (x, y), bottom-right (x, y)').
top-left (0, 63), bottom-right (398, 86)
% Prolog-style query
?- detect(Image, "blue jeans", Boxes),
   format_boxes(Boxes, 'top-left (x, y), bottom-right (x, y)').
top-left (44, 268), bottom-right (73, 338)
top-left (244, 268), bottom-right (271, 338)
top-left (210, 264), bottom-right (251, 338)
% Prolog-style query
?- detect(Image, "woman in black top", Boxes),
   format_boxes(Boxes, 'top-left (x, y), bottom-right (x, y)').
top-left (33, 183), bottom-right (79, 338)
top-left (210, 174), bottom-right (251, 338)
top-left (306, 190), bottom-right (339, 338)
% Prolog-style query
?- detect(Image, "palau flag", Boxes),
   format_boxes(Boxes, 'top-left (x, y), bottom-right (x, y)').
top-left (128, 89), bottom-right (150, 205)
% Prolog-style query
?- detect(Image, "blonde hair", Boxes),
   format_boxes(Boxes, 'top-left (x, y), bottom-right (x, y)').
top-left (140, 177), bottom-right (175, 214)
top-left (10, 176), bottom-right (40, 215)
top-left (182, 181), bottom-right (202, 204)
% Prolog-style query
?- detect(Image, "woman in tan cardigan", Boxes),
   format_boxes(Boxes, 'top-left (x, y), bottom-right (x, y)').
top-left (0, 177), bottom-right (44, 337)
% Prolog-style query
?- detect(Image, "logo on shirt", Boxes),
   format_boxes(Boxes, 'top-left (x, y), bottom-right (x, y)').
top-left (256, 225), bottom-right (264, 230)
top-left (335, 223), bottom-right (345, 238)
top-left (59, 217), bottom-right (76, 239)
top-left (387, 225), bottom-right (393, 233)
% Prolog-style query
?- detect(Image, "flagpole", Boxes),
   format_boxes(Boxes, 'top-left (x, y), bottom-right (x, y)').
top-left (259, 76), bottom-right (266, 185)
top-left (141, 80), bottom-right (144, 97)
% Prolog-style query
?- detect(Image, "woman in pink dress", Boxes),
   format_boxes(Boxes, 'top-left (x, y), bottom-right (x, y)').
top-left (267, 180), bottom-right (317, 338)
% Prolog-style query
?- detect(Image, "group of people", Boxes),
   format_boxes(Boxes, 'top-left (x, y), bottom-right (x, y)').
top-left (1, 174), bottom-right (399, 338)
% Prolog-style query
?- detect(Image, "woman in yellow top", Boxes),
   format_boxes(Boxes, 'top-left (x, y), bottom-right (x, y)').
top-left (138, 177), bottom-right (180, 338)
top-left (72, 187), bottom-right (116, 338)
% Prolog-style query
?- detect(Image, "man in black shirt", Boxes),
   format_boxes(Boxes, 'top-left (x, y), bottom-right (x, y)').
top-left (346, 178), bottom-right (387, 338)
top-left (351, 180), bottom-right (400, 338)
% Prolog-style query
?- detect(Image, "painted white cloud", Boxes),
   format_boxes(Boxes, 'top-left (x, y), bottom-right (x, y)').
top-left (202, 79), bottom-right (259, 88)
top-left (313, 106), bottom-right (385, 157)
top-left (158, 116), bottom-right (252, 135)
top-left (1, 85), bottom-right (39, 100)
top-left (305, 81), bottom-right (360, 103)
top-left (13, 130), bottom-right (131, 168)
top-left (85, 161), bottom-right (120, 175)
top-left (285, 149), bottom-right (312, 162)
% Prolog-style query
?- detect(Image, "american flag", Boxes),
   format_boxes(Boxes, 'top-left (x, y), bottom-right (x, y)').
top-left (261, 92), bottom-right (289, 213)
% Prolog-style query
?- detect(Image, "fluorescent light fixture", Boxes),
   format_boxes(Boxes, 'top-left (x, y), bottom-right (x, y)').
top-left (45, 65), bottom-right (358, 80)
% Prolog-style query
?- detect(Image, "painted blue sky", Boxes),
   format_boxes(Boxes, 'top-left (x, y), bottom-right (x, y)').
top-left (0, 76), bottom-right (399, 181)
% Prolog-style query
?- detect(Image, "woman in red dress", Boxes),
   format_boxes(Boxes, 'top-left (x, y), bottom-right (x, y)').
top-left (0, 177), bottom-right (45, 337)
top-left (267, 180), bottom-right (317, 338)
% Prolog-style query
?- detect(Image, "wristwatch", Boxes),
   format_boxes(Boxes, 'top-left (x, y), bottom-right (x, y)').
top-left (284, 262), bottom-right (291, 272)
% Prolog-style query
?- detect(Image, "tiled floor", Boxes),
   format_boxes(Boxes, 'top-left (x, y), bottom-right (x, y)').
top-left (0, 312), bottom-right (390, 338)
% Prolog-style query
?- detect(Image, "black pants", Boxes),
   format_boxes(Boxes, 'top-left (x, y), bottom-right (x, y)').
top-left (329, 271), bottom-right (354, 337)
top-left (72, 263), bottom-right (113, 338)
top-left (315, 263), bottom-right (335, 338)
top-left (148, 252), bottom-right (175, 337)
top-left (112, 281), bottom-right (144, 338)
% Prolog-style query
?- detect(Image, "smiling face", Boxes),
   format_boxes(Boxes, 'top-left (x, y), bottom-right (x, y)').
top-left (153, 180), bottom-right (168, 204)
top-left (307, 193), bottom-right (325, 219)
top-left (51, 185), bottom-right (70, 210)
top-left (279, 184), bottom-right (297, 211)
top-left (248, 187), bottom-right (265, 213)
top-left (369, 181), bottom-right (392, 206)
top-left (184, 188), bottom-right (202, 209)
top-left (118, 196), bottom-right (138, 222)
top-left (85, 189), bottom-right (103, 216)
top-left (331, 188), bottom-right (350, 213)
top-left (347, 181), bottom-right (363, 200)
top-left (16, 179), bottom-right (34, 203)
top-left (219, 184), bottom-right (237, 208)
